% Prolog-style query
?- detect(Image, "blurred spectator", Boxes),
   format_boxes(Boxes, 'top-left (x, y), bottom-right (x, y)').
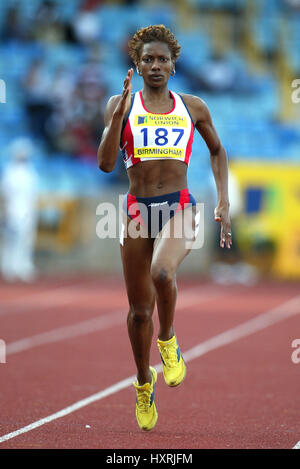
top-left (1, 138), bottom-right (39, 283)
top-left (72, 1), bottom-right (102, 45)
top-left (47, 58), bottom-right (107, 161)
top-left (46, 64), bottom-right (76, 151)
top-left (177, 47), bottom-right (255, 94)
top-left (195, 50), bottom-right (238, 93)
top-left (50, 65), bottom-right (75, 117)
top-left (22, 58), bottom-right (53, 146)
top-left (284, 0), bottom-right (300, 11)
top-left (66, 60), bottom-right (107, 161)
top-left (1, 4), bottom-right (31, 43)
top-left (80, 0), bottom-right (105, 10)
top-left (31, 0), bottom-right (66, 44)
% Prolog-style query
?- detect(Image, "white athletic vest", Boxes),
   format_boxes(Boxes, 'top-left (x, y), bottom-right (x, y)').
top-left (120, 90), bottom-right (195, 170)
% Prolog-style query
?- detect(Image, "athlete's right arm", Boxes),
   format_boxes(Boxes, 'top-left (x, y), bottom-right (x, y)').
top-left (97, 69), bottom-right (133, 172)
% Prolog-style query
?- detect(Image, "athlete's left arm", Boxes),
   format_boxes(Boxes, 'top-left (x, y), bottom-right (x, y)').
top-left (183, 94), bottom-right (232, 249)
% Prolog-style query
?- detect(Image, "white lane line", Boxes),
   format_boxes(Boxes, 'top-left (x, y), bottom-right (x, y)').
top-left (5, 286), bottom-right (223, 356)
top-left (0, 279), bottom-right (128, 316)
top-left (0, 293), bottom-right (299, 445)
top-left (293, 441), bottom-right (300, 449)
top-left (6, 310), bottom-right (125, 355)
top-left (0, 374), bottom-right (137, 444)
top-left (184, 293), bottom-right (300, 362)
top-left (0, 283), bottom-right (213, 316)
top-left (0, 286), bottom-right (82, 316)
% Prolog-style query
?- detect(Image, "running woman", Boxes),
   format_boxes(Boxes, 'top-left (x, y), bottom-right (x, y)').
top-left (97, 25), bottom-right (232, 431)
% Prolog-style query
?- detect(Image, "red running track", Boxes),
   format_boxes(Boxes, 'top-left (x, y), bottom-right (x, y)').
top-left (0, 274), bottom-right (299, 449)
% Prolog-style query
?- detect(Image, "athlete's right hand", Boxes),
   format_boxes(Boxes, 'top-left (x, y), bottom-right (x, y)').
top-left (115, 68), bottom-right (133, 117)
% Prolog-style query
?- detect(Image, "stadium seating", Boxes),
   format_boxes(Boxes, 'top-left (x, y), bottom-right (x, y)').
top-left (0, 0), bottom-right (299, 196)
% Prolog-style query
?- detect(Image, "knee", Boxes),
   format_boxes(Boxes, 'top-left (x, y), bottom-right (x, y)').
top-left (150, 263), bottom-right (175, 288)
top-left (128, 303), bottom-right (153, 324)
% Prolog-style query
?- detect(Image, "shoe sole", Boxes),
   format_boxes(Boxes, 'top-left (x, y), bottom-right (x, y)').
top-left (164, 360), bottom-right (186, 387)
top-left (140, 407), bottom-right (158, 431)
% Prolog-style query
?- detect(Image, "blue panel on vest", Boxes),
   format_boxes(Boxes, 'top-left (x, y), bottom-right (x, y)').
top-left (245, 187), bottom-right (264, 213)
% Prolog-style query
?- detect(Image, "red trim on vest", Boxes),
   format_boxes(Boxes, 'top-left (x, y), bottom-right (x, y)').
top-left (121, 119), bottom-right (137, 167)
top-left (184, 124), bottom-right (194, 165)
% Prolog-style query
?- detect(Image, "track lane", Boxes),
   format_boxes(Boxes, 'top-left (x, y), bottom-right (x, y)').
top-left (1, 314), bottom-right (299, 448)
top-left (0, 281), bottom-right (299, 448)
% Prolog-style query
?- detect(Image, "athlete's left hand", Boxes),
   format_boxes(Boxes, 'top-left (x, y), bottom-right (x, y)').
top-left (214, 203), bottom-right (232, 249)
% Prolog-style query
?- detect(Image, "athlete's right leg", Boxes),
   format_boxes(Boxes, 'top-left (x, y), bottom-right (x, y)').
top-left (120, 214), bottom-right (155, 386)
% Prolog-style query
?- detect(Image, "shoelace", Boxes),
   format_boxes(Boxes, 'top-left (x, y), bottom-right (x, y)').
top-left (136, 386), bottom-right (152, 413)
top-left (159, 342), bottom-right (178, 367)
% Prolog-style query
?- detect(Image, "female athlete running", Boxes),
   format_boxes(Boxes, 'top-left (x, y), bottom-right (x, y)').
top-left (97, 25), bottom-right (232, 431)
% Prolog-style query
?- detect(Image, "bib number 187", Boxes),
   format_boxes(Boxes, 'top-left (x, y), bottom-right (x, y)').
top-left (141, 127), bottom-right (184, 147)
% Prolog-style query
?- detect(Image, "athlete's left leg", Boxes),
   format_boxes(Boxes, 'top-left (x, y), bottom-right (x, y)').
top-left (151, 205), bottom-right (197, 341)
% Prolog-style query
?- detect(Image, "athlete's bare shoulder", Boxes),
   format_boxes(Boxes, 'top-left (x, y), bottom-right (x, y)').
top-left (178, 93), bottom-right (211, 125)
top-left (179, 92), bottom-right (221, 152)
top-left (104, 94), bottom-right (132, 126)
top-left (104, 94), bottom-right (122, 117)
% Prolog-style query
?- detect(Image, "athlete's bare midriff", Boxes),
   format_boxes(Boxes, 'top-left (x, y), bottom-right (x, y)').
top-left (127, 159), bottom-right (188, 197)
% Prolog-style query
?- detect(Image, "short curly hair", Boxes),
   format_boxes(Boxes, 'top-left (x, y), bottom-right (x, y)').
top-left (128, 25), bottom-right (181, 66)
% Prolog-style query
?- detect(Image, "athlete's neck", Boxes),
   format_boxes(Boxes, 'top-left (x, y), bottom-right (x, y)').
top-left (141, 85), bottom-right (171, 105)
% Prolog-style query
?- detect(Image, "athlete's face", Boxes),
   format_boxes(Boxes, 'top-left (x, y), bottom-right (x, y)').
top-left (138, 41), bottom-right (174, 87)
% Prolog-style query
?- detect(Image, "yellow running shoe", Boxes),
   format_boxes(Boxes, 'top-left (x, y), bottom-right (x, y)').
top-left (157, 335), bottom-right (186, 387)
top-left (133, 366), bottom-right (158, 431)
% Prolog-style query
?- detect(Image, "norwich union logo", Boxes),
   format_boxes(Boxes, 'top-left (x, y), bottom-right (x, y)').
top-left (138, 116), bottom-right (148, 125)
top-left (135, 114), bottom-right (187, 127)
